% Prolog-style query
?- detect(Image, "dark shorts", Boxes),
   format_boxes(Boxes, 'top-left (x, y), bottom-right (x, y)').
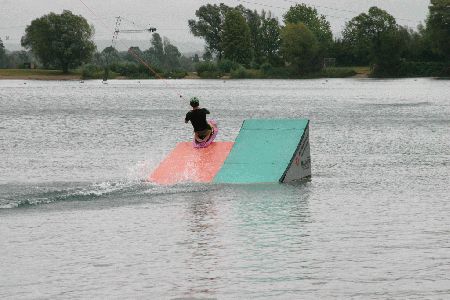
top-left (195, 124), bottom-right (212, 139)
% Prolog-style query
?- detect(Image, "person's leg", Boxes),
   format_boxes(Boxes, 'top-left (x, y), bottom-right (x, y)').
top-left (194, 132), bottom-right (203, 142)
top-left (195, 129), bottom-right (212, 142)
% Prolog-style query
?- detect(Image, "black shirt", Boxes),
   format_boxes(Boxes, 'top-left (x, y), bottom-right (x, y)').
top-left (185, 108), bottom-right (210, 132)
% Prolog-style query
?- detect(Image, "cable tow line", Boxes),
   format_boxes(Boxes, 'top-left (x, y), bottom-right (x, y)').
top-left (77, 0), bottom-right (186, 101)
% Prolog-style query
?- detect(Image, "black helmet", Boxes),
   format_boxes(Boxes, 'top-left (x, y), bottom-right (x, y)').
top-left (190, 97), bottom-right (199, 107)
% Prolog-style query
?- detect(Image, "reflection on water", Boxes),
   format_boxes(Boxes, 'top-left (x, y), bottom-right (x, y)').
top-left (185, 193), bottom-right (221, 297)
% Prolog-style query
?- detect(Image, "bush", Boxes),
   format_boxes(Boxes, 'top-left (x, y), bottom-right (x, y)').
top-left (163, 70), bottom-right (187, 79)
top-left (196, 61), bottom-right (218, 73)
top-left (263, 66), bottom-right (294, 78)
top-left (397, 61), bottom-right (449, 77)
top-left (111, 62), bottom-right (138, 77)
top-left (320, 67), bottom-right (356, 78)
top-left (110, 62), bottom-right (156, 79)
top-left (196, 61), bottom-right (222, 78)
top-left (260, 62), bottom-right (273, 75)
top-left (230, 66), bottom-right (264, 79)
top-left (230, 66), bottom-right (247, 78)
top-left (81, 63), bottom-right (104, 79)
top-left (250, 61), bottom-right (260, 69)
top-left (217, 59), bottom-right (239, 73)
top-left (371, 62), bottom-right (402, 77)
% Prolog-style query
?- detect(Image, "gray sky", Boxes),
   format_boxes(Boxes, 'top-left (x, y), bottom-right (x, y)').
top-left (0, 0), bottom-right (429, 53)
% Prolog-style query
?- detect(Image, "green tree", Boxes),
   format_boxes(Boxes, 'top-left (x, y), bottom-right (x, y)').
top-left (222, 9), bottom-right (252, 66)
top-left (281, 23), bottom-right (319, 74)
top-left (0, 38), bottom-right (7, 68)
top-left (239, 8), bottom-right (281, 66)
top-left (188, 3), bottom-right (231, 59)
top-left (283, 4), bottom-right (332, 54)
top-left (163, 38), bottom-right (181, 71)
top-left (144, 34), bottom-right (182, 71)
top-left (98, 46), bottom-right (120, 80)
top-left (260, 11), bottom-right (281, 66)
top-left (150, 33), bottom-right (164, 63)
top-left (414, 24), bottom-right (441, 61)
top-left (126, 46), bottom-right (143, 62)
top-left (180, 55), bottom-right (195, 72)
top-left (328, 38), bottom-right (356, 66)
top-left (95, 46), bottom-right (120, 68)
top-left (189, 3), bottom-right (280, 66)
top-left (241, 8), bottom-right (262, 64)
top-left (145, 33), bottom-right (164, 69)
top-left (193, 54), bottom-right (200, 63)
top-left (371, 29), bottom-right (405, 76)
top-left (5, 50), bottom-right (32, 69)
top-left (426, 0), bottom-right (450, 60)
top-left (202, 50), bottom-right (212, 61)
top-left (395, 26), bottom-right (433, 62)
top-left (102, 46), bottom-right (120, 63)
top-left (342, 7), bottom-right (397, 65)
top-left (21, 10), bottom-right (96, 73)
top-left (396, 26), bottom-right (419, 61)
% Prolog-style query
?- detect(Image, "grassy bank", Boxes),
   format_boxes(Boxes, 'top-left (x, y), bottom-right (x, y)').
top-left (0, 69), bottom-right (81, 80)
top-left (353, 66), bottom-right (371, 77)
top-left (1, 66), bottom-right (369, 80)
top-left (197, 66), bottom-right (364, 79)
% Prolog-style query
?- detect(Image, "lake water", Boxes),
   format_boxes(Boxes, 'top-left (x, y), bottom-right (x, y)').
top-left (1, 78), bottom-right (449, 299)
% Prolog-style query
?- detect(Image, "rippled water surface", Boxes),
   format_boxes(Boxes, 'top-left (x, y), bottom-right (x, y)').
top-left (1, 78), bottom-right (449, 299)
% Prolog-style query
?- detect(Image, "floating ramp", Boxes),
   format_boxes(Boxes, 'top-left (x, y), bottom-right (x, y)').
top-left (213, 119), bottom-right (311, 184)
top-left (148, 119), bottom-right (311, 185)
top-left (148, 142), bottom-right (234, 185)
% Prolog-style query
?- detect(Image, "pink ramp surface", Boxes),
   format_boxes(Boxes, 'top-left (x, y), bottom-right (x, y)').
top-left (148, 142), bottom-right (234, 185)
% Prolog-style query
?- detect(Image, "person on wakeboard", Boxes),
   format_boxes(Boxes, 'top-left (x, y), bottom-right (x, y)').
top-left (185, 97), bottom-right (214, 143)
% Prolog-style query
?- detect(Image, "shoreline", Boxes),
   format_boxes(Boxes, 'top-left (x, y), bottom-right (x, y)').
top-left (5, 75), bottom-right (448, 81)
top-left (0, 73), bottom-right (371, 80)
top-left (0, 67), bottom-right (368, 80)
top-left (3, 69), bottom-right (447, 80)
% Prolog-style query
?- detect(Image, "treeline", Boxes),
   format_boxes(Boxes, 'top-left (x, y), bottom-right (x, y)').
top-left (188, 1), bottom-right (449, 78)
top-left (0, 44), bottom-right (33, 69)
top-left (0, 1), bottom-right (448, 78)
top-left (81, 34), bottom-right (194, 79)
top-left (0, 10), bottom-right (194, 79)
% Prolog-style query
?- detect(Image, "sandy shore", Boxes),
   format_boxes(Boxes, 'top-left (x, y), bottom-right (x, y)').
top-left (0, 70), bottom-right (369, 80)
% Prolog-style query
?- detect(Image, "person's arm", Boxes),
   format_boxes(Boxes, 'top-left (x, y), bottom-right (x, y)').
top-left (204, 108), bottom-right (210, 114)
top-left (185, 112), bottom-right (190, 124)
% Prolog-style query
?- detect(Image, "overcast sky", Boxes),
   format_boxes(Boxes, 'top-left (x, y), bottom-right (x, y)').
top-left (0, 0), bottom-right (430, 53)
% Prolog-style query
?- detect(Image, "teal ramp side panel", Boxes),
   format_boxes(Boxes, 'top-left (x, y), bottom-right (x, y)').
top-left (214, 119), bottom-right (309, 184)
